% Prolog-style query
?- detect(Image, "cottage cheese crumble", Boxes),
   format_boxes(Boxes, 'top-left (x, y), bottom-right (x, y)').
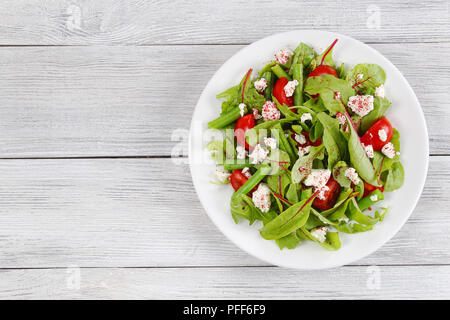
top-left (284, 80), bottom-right (299, 97)
top-left (249, 143), bottom-right (269, 164)
top-left (254, 78), bottom-right (268, 93)
top-left (261, 101), bottom-right (281, 121)
top-left (347, 95), bottom-right (374, 117)
top-left (252, 183), bottom-right (271, 212)
top-left (345, 167), bottom-right (361, 185)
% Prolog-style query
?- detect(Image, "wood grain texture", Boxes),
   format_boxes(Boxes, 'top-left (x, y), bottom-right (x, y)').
top-left (0, 265), bottom-right (449, 299)
top-left (0, 43), bottom-right (448, 157)
top-left (0, 156), bottom-right (446, 268)
top-left (0, 0), bottom-right (449, 45)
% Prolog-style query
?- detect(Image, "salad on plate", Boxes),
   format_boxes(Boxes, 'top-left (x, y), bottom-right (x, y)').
top-left (206, 39), bottom-right (404, 251)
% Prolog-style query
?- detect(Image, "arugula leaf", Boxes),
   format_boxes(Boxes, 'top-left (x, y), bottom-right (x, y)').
top-left (360, 97), bottom-right (391, 133)
top-left (206, 139), bottom-right (225, 164)
top-left (260, 195), bottom-right (316, 240)
top-left (303, 97), bottom-right (327, 113)
top-left (304, 75), bottom-right (355, 115)
top-left (276, 232), bottom-right (302, 250)
top-left (291, 145), bottom-right (325, 184)
top-left (345, 112), bottom-right (379, 186)
top-left (346, 63), bottom-right (386, 94)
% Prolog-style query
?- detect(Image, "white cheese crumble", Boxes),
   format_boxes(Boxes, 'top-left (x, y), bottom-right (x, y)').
top-left (304, 169), bottom-right (331, 199)
top-left (310, 227), bottom-right (328, 243)
top-left (253, 108), bottom-right (262, 119)
top-left (261, 101), bottom-right (281, 121)
top-left (336, 112), bottom-right (346, 125)
top-left (345, 167), bottom-right (361, 185)
top-left (238, 103), bottom-right (246, 117)
top-left (294, 133), bottom-right (306, 145)
top-left (283, 79), bottom-right (299, 97)
top-left (300, 113), bottom-right (313, 123)
top-left (347, 95), bottom-right (374, 117)
top-left (263, 137), bottom-right (277, 149)
top-left (381, 142), bottom-right (396, 159)
top-left (357, 73), bottom-right (364, 80)
top-left (249, 143), bottom-right (269, 164)
top-left (378, 129), bottom-right (388, 142)
top-left (236, 145), bottom-right (247, 159)
top-left (274, 48), bottom-right (292, 65)
top-left (370, 194), bottom-right (378, 202)
top-left (298, 146), bottom-right (310, 157)
top-left (254, 78), bottom-right (268, 93)
top-left (252, 183), bottom-right (271, 212)
top-left (362, 143), bottom-right (374, 158)
top-left (242, 167), bottom-right (252, 178)
top-left (214, 168), bottom-right (230, 183)
top-left (374, 84), bottom-right (385, 98)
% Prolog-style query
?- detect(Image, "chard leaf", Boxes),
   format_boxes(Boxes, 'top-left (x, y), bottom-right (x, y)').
top-left (373, 128), bottom-right (401, 176)
top-left (382, 161), bottom-right (405, 191)
top-left (310, 39), bottom-right (337, 70)
top-left (332, 161), bottom-right (351, 188)
top-left (260, 195), bottom-right (315, 240)
top-left (267, 172), bottom-right (290, 197)
top-left (291, 42), bottom-right (316, 69)
top-left (346, 63), bottom-right (386, 94)
top-left (303, 97), bottom-right (327, 113)
top-left (360, 97), bottom-right (391, 133)
top-left (230, 196), bottom-right (254, 224)
top-left (316, 112), bottom-right (348, 161)
top-left (286, 183), bottom-right (300, 203)
top-left (259, 148), bottom-right (290, 176)
top-left (345, 112), bottom-right (379, 186)
top-left (291, 145), bottom-right (325, 184)
top-left (304, 75), bottom-right (355, 115)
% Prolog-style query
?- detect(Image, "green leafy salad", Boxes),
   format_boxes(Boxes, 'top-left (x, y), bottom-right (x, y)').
top-left (207, 39), bottom-right (404, 250)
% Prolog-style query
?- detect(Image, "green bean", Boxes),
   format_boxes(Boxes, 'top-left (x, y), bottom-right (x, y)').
top-left (271, 65), bottom-right (291, 80)
top-left (273, 123), bottom-right (296, 164)
top-left (291, 64), bottom-right (304, 106)
top-left (263, 71), bottom-right (274, 100)
top-left (258, 61), bottom-right (277, 76)
top-left (224, 161), bottom-right (253, 171)
top-left (357, 189), bottom-right (384, 211)
top-left (231, 165), bottom-right (271, 201)
top-left (208, 105), bottom-right (246, 129)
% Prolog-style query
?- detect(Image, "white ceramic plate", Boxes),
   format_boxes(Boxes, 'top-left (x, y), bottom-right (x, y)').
top-left (189, 30), bottom-right (429, 269)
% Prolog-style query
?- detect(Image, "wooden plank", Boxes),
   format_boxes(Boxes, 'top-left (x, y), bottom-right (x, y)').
top-left (0, 156), bottom-right (447, 268)
top-left (0, 43), bottom-right (448, 157)
top-left (0, 0), bottom-right (449, 45)
top-left (0, 265), bottom-right (449, 299)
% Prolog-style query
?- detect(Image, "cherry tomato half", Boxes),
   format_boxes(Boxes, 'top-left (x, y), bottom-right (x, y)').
top-left (230, 169), bottom-right (249, 191)
top-left (307, 65), bottom-right (338, 78)
top-left (363, 181), bottom-right (384, 198)
top-left (273, 77), bottom-right (294, 108)
top-left (312, 177), bottom-right (341, 211)
top-left (234, 114), bottom-right (255, 150)
top-left (360, 117), bottom-right (393, 151)
top-left (291, 131), bottom-right (322, 148)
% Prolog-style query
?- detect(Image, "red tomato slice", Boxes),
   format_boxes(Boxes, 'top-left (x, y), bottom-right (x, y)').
top-left (234, 114), bottom-right (255, 150)
top-left (307, 65), bottom-right (338, 78)
top-left (363, 181), bottom-right (384, 198)
top-left (360, 117), bottom-right (393, 151)
top-left (230, 169), bottom-right (249, 191)
top-left (273, 77), bottom-right (294, 108)
top-left (312, 177), bottom-right (341, 211)
top-left (291, 131), bottom-right (322, 148)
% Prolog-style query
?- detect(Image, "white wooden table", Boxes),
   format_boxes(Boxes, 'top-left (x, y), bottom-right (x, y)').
top-left (0, 0), bottom-right (449, 299)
